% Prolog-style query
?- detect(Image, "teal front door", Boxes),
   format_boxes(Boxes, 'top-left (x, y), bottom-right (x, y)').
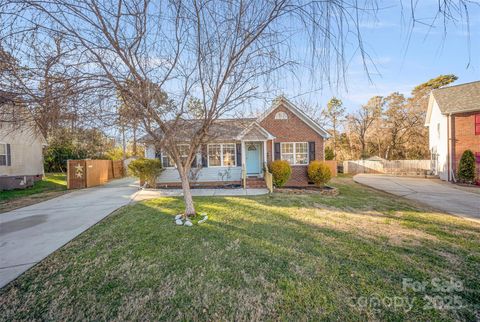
top-left (246, 143), bottom-right (261, 175)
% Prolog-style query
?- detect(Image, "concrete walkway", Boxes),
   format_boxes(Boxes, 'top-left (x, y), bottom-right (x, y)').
top-left (132, 187), bottom-right (269, 202)
top-left (354, 174), bottom-right (480, 222)
top-left (0, 180), bottom-right (268, 288)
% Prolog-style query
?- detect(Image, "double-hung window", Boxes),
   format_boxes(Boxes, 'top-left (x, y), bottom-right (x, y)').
top-left (208, 143), bottom-right (236, 167)
top-left (161, 144), bottom-right (190, 167)
top-left (281, 142), bottom-right (308, 165)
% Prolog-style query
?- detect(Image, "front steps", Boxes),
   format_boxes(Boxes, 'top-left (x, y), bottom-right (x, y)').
top-left (246, 177), bottom-right (267, 188)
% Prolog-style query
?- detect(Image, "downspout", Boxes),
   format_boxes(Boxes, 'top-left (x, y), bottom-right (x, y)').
top-left (447, 115), bottom-right (450, 181)
top-left (447, 113), bottom-right (456, 182)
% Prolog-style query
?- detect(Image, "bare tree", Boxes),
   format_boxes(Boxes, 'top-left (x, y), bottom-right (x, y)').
top-left (1, 1), bottom-right (475, 216)
top-left (0, 31), bottom-right (109, 138)
top-left (348, 96), bottom-right (383, 159)
top-left (1, 0), bottom-right (371, 216)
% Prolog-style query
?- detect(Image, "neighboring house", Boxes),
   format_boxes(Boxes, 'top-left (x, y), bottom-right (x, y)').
top-left (143, 96), bottom-right (329, 187)
top-left (425, 81), bottom-right (480, 181)
top-left (0, 92), bottom-right (47, 190)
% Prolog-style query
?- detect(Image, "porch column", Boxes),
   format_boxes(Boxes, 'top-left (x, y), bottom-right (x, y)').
top-left (263, 140), bottom-right (268, 165)
top-left (271, 139), bottom-right (275, 162)
top-left (241, 140), bottom-right (246, 189)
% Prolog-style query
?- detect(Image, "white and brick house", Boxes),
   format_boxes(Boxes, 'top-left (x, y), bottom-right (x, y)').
top-left (142, 96), bottom-right (329, 187)
top-left (425, 81), bottom-right (480, 182)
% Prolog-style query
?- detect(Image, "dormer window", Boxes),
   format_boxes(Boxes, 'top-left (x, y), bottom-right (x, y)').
top-left (275, 111), bottom-right (288, 120)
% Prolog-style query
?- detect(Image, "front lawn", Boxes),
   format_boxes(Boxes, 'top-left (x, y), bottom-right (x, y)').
top-left (1, 177), bottom-right (479, 320)
top-left (0, 173), bottom-right (67, 212)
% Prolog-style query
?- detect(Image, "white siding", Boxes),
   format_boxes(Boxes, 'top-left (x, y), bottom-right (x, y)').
top-left (144, 143), bottom-right (241, 183)
top-left (157, 166), bottom-right (242, 183)
top-left (428, 100), bottom-right (449, 180)
top-left (0, 122), bottom-right (45, 176)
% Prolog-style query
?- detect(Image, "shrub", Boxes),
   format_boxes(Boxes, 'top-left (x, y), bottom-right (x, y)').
top-left (128, 158), bottom-right (163, 188)
top-left (268, 160), bottom-right (291, 187)
top-left (458, 150), bottom-right (476, 183)
top-left (307, 161), bottom-right (332, 187)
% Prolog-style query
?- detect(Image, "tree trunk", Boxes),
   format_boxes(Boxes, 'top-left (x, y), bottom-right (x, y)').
top-left (179, 169), bottom-right (196, 217)
top-left (121, 124), bottom-right (127, 161)
top-left (132, 125), bottom-right (137, 156)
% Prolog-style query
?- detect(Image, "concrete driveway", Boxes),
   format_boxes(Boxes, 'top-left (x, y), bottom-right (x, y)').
top-left (0, 178), bottom-right (139, 288)
top-left (0, 179), bottom-right (269, 288)
top-left (354, 174), bottom-right (480, 221)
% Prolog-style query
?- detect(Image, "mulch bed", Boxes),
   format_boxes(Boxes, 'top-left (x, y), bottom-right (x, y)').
top-left (274, 186), bottom-right (339, 196)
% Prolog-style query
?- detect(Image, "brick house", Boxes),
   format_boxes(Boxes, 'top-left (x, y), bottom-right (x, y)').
top-left (143, 96), bottom-right (329, 187)
top-left (425, 81), bottom-right (480, 182)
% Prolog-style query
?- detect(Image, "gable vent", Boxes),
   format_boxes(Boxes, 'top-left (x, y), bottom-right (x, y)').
top-left (274, 111), bottom-right (288, 120)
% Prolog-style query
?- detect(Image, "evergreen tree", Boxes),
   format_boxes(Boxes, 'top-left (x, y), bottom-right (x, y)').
top-left (458, 150), bottom-right (476, 183)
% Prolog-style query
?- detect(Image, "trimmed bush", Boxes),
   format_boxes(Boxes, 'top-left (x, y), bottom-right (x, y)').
top-left (268, 160), bottom-right (291, 187)
top-left (128, 158), bottom-right (163, 188)
top-left (307, 161), bottom-right (332, 187)
top-left (458, 150), bottom-right (476, 183)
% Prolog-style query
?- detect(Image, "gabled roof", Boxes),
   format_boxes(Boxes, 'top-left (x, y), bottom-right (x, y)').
top-left (425, 81), bottom-right (480, 126)
top-left (235, 122), bottom-right (275, 140)
top-left (139, 118), bottom-right (256, 143)
top-left (432, 81), bottom-right (480, 114)
top-left (139, 96), bottom-right (329, 144)
top-left (256, 96), bottom-right (330, 138)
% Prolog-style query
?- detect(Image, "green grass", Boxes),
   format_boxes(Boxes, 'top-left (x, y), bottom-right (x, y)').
top-left (0, 173), bottom-right (66, 202)
top-left (1, 177), bottom-right (479, 320)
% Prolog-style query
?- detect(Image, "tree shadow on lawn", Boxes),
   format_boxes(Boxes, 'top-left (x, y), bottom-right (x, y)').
top-left (1, 195), bottom-right (479, 321)
top-left (249, 188), bottom-right (480, 237)
top-left (151, 197), bottom-right (479, 320)
top-left (138, 198), bottom-right (480, 319)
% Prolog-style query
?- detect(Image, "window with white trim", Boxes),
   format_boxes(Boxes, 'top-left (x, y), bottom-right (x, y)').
top-left (281, 142), bottom-right (308, 165)
top-left (161, 144), bottom-right (190, 167)
top-left (275, 111), bottom-right (288, 120)
top-left (0, 143), bottom-right (7, 166)
top-left (208, 143), bottom-right (236, 167)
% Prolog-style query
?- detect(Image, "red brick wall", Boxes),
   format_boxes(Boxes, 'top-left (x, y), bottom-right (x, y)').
top-left (452, 112), bottom-right (480, 176)
top-left (260, 103), bottom-right (325, 186)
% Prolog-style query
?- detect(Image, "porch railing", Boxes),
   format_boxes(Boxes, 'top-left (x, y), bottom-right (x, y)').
top-left (263, 163), bottom-right (273, 193)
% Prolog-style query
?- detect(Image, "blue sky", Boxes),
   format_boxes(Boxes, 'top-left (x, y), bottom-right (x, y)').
top-left (265, 0), bottom-right (480, 114)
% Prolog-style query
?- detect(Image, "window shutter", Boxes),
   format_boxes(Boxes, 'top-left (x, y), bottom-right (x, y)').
top-left (274, 143), bottom-right (280, 160)
top-left (190, 152), bottom-right (197, 168)
top-left (201, 145), bottom-right (208, 167)
top-left (6, 144), bottom-right (11, 166)
top-left (476, 114), bottom-right (480, 135)
top-left (155, 148), bottom-right (162, 160)
top-left (308, 142), bottom-right (315, 162)
top-left (236, 143), bottom-right (242, 166)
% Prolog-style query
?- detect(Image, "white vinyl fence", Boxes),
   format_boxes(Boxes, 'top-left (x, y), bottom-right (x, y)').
top-left (344, 160), bottom-right (432, 176)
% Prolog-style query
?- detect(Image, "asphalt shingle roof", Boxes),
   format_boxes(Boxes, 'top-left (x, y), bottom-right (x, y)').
top-left (139, 118), bottom-right (257, 143)
top-left (432, 81), bottom-right (480, 114)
